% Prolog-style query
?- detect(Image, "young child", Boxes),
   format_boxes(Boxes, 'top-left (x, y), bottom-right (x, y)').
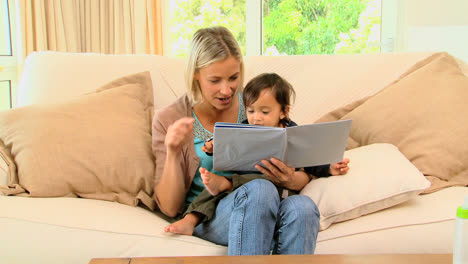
top-left (164, 73), bottom-right (350, 235)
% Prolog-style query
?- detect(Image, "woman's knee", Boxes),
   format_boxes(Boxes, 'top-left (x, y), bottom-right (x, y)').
top-left (240, 179), bottom-right (280, 207)
top-left (281, 195), bottom-right (320, 219)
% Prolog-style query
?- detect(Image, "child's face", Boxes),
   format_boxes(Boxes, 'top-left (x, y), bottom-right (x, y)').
top-left (246, 89), bottom-right (286, 127)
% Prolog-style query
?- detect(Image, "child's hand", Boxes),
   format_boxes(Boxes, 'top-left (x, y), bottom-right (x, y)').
top-left (329, 158), bottom-right (350, 176)
top-left (201, 138), bottom-right (214, 155)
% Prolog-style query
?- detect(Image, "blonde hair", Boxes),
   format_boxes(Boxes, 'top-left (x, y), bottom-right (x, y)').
top-left (185, 26), bottom-right (244, 104)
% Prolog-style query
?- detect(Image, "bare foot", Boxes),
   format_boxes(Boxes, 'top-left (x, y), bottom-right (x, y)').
top-left (164, 213), bottom-right (200, 235)
top-left (199, 167), bottom-right (232, 196)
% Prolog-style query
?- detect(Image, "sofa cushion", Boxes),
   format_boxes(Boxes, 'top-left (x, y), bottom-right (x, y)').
top-left (243, 52), bottom-right (434, 125)
top-left (301, 143), bottom-right (430, 230)
top-left (316, 52), bottom-right (468, 193)
top-left (0, 140), bottom-right (21, 194)
top-left (0, 71), bottom-right (156, 209)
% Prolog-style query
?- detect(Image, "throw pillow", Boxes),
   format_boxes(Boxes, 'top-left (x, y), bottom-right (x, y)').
top-left (316, 52), bottom-right (468, 193)
top-left (0, 71), bottom-right (156, 210)
top-left (300, 143), bottom-right (430, 230)
top-left (0, 140), bottom-right (24, 195)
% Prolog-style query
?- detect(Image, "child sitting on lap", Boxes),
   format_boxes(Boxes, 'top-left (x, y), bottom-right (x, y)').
top-left (164, 73), bottom-right (350, 235)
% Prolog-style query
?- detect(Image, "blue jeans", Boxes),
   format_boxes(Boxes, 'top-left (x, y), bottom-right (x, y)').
top-left (193, 179), bottom-right (320, 255)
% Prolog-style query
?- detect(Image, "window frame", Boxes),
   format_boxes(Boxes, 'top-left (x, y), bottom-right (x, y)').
top-left (0, 0), bottom-right (17, 109)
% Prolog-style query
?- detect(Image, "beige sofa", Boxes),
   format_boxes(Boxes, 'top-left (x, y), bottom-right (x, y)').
top-left (1, 51), bottom-right (467, 264)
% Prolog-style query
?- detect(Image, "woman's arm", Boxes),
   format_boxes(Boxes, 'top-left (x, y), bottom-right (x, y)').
top-left (153, 117), bottom-right (194, 217)
top-left (254, 158), bottom-right (310, 191)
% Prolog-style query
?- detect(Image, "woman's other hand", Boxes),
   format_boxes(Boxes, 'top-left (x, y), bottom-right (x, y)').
top-left (329, 158), bottom-right (350, 176)
top-left (165, 117), bottom-right (195, 153)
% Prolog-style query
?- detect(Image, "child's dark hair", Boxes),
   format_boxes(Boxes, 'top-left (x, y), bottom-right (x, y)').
top-left (243, 73), bottom-right (296, 125)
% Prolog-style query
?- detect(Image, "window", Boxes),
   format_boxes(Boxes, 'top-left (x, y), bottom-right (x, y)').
top-left (167, 0), bottom-right (247, 57)
top-left (0, 0), bottom-right (16, 110)
top-left (0, 0), bottom-right (12, 56)
top-left (164, 0), bottom-right (390, 57)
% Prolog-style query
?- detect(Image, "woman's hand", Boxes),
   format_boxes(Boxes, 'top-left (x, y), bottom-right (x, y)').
top-left (155, 117), bottom-right (194, 217)
top-left (165, 117), bottom-right (195, 153)
top-left (255, 157), bottom-right (308, 191)
top-left (329, 158), bottom-right (350, 176)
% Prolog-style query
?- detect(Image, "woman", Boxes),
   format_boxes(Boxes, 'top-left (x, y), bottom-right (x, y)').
top-left (152, 26), bottom-right (320, 255)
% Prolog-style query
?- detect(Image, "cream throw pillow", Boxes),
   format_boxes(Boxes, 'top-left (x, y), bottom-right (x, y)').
top-left (301, 143), bottom-right (430, 231)
top-left (316, 52), bottom-right (468, 193)
top-left (0, 71), bottom-right (156, 210)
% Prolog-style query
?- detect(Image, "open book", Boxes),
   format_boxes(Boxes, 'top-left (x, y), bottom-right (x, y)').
top-left (213, 119), bottom-right (352, 171)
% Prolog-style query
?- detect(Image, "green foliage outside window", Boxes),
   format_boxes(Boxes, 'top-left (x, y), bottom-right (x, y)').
top-left (334, 0), bottom-right (381, 54)
top-left (170, 0), bottom-right (246, 57)
top-left (170, 0), bottom-right (380, 57)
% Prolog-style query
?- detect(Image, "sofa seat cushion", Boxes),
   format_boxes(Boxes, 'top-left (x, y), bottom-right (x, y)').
top-left (315, 186), bottom-right (466, 254)
top-left (0, 196), bottom-right (226, 264)
top-left (0, 72), bottom-right (156, 209)
top-left (1, 187), bottom-right (463, 261)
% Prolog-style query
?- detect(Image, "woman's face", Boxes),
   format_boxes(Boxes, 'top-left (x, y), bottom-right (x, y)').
top-left (195, 56), bottom-right (241, 111)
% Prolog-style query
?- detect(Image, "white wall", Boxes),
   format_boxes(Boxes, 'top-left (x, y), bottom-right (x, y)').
top-left (398, 0), bottom-right (468, 63)
top-left (407, 0), bottom-right (468, 26)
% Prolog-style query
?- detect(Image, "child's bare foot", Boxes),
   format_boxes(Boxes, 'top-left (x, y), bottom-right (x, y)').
top-left (199, 167), bottom-right (232, 196)
top-left (164, 213), bottom-right (200, 236)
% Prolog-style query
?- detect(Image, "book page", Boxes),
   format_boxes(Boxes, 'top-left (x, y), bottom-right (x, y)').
top-left (285, 119), bottom-right (352, 167)
top-left (213, 124), bottom-right (286, 171)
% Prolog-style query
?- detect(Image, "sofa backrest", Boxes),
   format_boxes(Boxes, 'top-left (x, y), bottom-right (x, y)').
top-left (18, 51), bottom-right (436, 124)
top-left (17, 52), bottom-right (187, 113)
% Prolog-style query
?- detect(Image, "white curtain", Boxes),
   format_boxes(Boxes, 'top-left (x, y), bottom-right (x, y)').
top-left (17, 0), bottom-right (163, 62)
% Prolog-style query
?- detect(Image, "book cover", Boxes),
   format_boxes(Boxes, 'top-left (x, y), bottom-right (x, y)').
top-left (212, 119), bottom-right (352, 171)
